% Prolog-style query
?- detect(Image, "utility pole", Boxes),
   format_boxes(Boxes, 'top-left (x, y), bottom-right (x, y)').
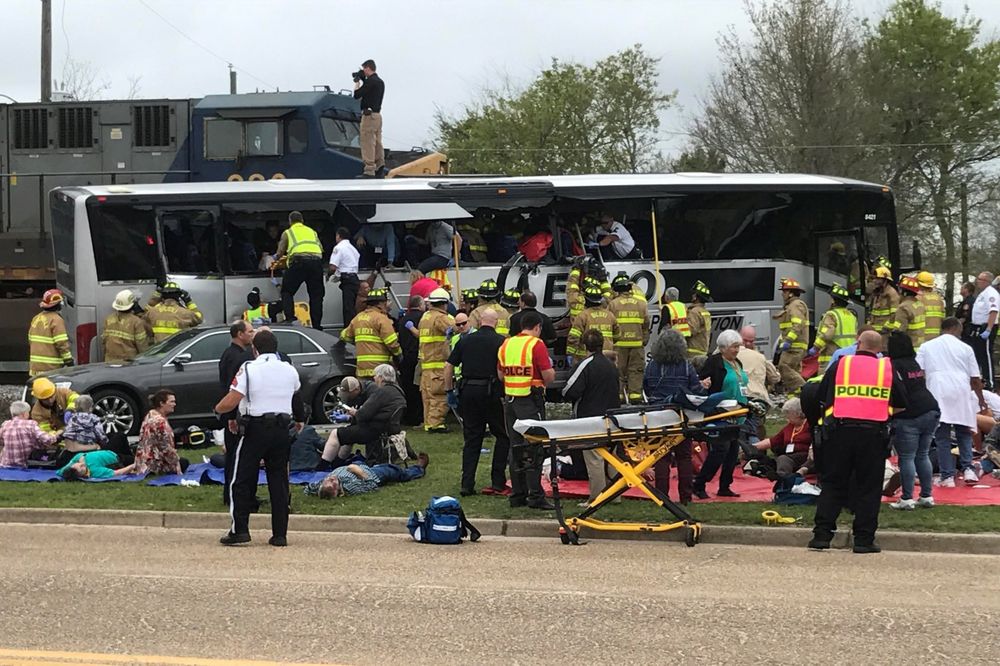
top-left (229, 64), bottom-right (237, 95)
top-left (41, 0), bottom-right (52, 102)
top-left (960, 181), bottom-right (969, 282)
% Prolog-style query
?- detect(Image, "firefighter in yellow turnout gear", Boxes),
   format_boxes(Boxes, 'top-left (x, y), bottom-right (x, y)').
top-left (916, 271), bottom-right (945, 342)
top-left (28, 289), bottom-right (73, 375)
top-left (567, 284), bottom-right (616, 363)
top-left (687, 281), bottom-right (712, 359)
top-left (340, 289), bottom-right (401, 378)
top-left (147, 282), bottom-right (204, 322)
top-left (145, 282), bottom-right (203, 343)
top-left (609, 273), bottom-right (650, 402)
top-left (469, 279), bottom-right (510, 336)
top-left (566, 257), bottom-right (613, 319)
top-left (885, 275), bottom-right (925, 350)
top-left (808, 283), bottom-right (857, 374)
top-left (417, 288), bottom-right (455, 432)
top-left (102, 289), bottom-right (149, 364)
top-left (775, 278), bottom-right (809, 392)
top-left (867, 266), bottom-right (900, 349)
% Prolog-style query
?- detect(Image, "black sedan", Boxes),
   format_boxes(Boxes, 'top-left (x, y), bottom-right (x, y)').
top-left (29, 325), bottom-right (355, 435)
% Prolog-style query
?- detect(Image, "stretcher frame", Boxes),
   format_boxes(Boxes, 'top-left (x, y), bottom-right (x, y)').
top-left (520, 405), bottom-right (748, 546)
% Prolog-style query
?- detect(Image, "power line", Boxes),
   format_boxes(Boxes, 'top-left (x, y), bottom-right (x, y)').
top-left (136, 0), bottom-right (276, 90)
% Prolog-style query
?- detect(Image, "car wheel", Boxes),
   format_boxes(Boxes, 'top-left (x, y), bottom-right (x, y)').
top-left (92, 388), bottom-right (139, 436)
top-left (313, 378), bottom-right (343, 424)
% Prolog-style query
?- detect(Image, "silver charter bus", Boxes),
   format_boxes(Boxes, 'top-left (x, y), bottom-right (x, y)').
top-left (50, 174), bottom-right (901, 367)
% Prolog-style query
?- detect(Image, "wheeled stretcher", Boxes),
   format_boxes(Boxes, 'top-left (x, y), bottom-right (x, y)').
top-left (513, 402), bottom-right (748, 546)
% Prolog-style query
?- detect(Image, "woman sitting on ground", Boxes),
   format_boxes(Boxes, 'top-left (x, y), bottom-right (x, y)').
top-left (133, 389), bottom-right (188, 475)
top-left (746, 398), bottom-right (812, 481)
top-left (642, 329), bottom-right (709, 505)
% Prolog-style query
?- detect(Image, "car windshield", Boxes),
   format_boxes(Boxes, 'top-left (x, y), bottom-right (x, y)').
top-left (136, 328), bottom-right (204, 359)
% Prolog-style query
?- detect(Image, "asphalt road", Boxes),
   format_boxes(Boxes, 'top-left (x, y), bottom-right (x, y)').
top-left (1, 524), bottom-right (999, 665)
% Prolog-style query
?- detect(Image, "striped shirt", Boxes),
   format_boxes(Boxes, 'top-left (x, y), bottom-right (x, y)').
top-left (0, 418), bottom-right (58, 468)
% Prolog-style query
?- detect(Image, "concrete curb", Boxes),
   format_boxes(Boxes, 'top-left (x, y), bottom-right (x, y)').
top-left (1, 507), bottom-right (998, 554)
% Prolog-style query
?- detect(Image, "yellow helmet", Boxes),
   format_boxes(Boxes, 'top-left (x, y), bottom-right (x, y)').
top-left (916, 271), bottom-right (935, 289)
top-left (31, 377), bottom-right (56, 400)
top-left (874, 266), bottom-right (892, 280)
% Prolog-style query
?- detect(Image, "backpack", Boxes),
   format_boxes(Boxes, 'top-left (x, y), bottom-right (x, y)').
top-left (407, 496), bottom-right (481, 544)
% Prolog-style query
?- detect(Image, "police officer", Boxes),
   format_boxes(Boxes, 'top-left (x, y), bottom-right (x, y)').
top-left (775, 278), bottom-right (809, 392)
top-left (809, 330), bottom-right (907, 553)
top-left (808, 283), bottom-right (858, 374)
top-left (214, 329), bottom-right (302, 547)
top-left (687, 280), bottom-right (713, 359)
top-left (608, 273), bottom-right (649, 402)
top-left (498, 311), bottom-right (555, 509)
top-left (276, 211), bottom-right (325, 330)
top-left (146, 282), bottom-right (202, 342)
top-left (101, 290), bottom-right (149, 364)
top-left (219, 320), bottom-right (255, 507)
top-left (446, 308), bottom-right (510, 497)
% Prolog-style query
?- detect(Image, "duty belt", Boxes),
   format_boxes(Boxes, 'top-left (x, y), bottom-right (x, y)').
top-left (462, 378), bottom-right (493, 386)
top-left (246, 412), bottom-right (292, 426)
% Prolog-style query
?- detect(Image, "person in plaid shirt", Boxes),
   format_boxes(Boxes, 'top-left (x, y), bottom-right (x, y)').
top-left (0, 401), bottom-right (58, 468)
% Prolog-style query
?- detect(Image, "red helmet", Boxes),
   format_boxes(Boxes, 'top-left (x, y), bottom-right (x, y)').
top-left (39, 289), bottom-right (64, 309)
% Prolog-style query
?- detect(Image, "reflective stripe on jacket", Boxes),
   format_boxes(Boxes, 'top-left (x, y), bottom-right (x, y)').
top-left (608, 294), bottom-right (649, 348)
top-left (778, 297), bottom-right (809, 351)
top-left (28, 311), bottom-right (72, 375)
top-left (499, 333), bottom-right (542, 396)
top-left (145, 300), bottom-right (201, 343)
top-left (687, 303), bottom-right (711, 355)
top-left (418, 309), bottom-right (454, 370)
top-left (340, 307), bottom-right (402, 377)
top-left (566, 307), bottom-right (616, 359)
top-left (102, 312), bottom-right (149, 363)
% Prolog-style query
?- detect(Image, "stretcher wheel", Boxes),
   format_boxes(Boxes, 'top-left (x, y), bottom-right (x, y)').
top-left (685, 527), bottom-right (697, 548)
top-left (559, 528), bottom-right (570, 544)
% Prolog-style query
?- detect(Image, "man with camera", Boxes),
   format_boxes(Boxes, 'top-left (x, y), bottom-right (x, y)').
top-left (353, 59), bottom-right (385, 178)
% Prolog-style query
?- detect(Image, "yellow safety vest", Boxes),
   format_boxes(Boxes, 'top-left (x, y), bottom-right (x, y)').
top-left (284, 222), bottom-right (323, 259)
top-left (666, 301), bottom-right (690, 337)
top-left (499, 333), bottom-right (542, 397)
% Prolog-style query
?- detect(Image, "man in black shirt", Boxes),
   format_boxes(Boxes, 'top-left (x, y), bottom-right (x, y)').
top-left (445, 308), bottom-right (510, 496)
top-left (508, 291), bottom-right (556, 344)
top-left (396, 295), bottom-right (425, 425)
top-left (353, 59), bottom-right (385, 178)
top-left (219, 320), bottom-right (254, 506)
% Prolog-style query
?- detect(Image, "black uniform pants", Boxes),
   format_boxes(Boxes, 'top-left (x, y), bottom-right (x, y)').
top-left (282, 257), bottom-right (325, 330)
top-left (813, 425), bottom-right (887, 546)
top-left (460, 383), bottom-right (510, 492)
top-left (222, 426), bottom-right (240, 506)
top-left (970, 325), bottom-right (996, 391)
top-left (229, 419), bottom-right (291, 538)
top-left (693, 434), bottom-right (740, 493)
top-left (399, 355), bottom-right (423, 426)
top-left (339, 273), bottom-right (360, 328)
top-left (504, 391), bottom-right (546, 505)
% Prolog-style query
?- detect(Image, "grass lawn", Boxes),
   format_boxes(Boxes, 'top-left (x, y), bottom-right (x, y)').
top-left (1, 428), bottom-right (998, 534)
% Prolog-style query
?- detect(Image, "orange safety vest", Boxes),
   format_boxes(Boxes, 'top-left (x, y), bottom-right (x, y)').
top-left (498, 333), bottom-right (543, 397)
top-left (665, 301), bottom-right (690, 337)
top-left (831, 355), bottom-right (893, 422)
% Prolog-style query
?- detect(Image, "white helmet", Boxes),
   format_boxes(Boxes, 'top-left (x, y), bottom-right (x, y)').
top-left (427, 288), bottom-right (450, 304)
top-left (112, 289), bottom-right (136, 312)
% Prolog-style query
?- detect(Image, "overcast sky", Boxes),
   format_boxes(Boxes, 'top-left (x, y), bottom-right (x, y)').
top-left (2, 0), bottom-right (998, 157)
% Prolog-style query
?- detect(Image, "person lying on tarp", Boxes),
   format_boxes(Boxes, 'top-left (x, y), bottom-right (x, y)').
top-left (306, 453), bottom-right (429, 499)
top-left (744, 397), bottom-right (812, 481)
top-left (58, 450), bottom-right (135, 480)
top-left (320, 364), bottom-right (407, 463)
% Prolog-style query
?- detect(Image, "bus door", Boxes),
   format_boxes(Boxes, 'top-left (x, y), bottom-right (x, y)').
top-left (155, 206), bottom-right (226, 326)
top-left (812, 228), bottom-right (866, 328)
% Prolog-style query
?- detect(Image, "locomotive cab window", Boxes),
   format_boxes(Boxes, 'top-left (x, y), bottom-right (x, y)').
top-left (204, 119), bottom-right (242, 160)
top-left (245, 121), bottom-right (281, 156)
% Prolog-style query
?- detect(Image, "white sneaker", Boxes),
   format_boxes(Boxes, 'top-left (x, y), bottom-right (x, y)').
top-left (916, 496), bottom-right (935, 508)
top-left (889, 499), bottom-right (916, 510)
top-left (963, 468), bottom-right (979, 484)
top-left (936, 476), bottom-right (956, 488)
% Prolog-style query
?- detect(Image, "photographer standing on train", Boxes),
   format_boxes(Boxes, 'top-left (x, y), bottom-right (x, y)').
top-left (353, 59), bottom-right (385, 178)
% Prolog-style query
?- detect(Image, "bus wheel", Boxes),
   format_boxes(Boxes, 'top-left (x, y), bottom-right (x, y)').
top-left (92, 388), bottom-right (139, 436)
top-left (313, 378), bottom-right (343, 424)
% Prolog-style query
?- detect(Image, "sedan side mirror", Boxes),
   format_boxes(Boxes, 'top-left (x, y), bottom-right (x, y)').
top-left (172, 353), bottom-right (192, 367)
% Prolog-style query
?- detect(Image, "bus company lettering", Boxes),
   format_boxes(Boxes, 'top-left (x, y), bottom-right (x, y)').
top-left (834, 385), bottom-right (890, 399)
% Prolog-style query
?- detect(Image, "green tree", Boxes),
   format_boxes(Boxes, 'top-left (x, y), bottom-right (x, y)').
top-left (435, 45), bottom-right (674, 175)
top-left (862, 0), bottom-right (1000, 303)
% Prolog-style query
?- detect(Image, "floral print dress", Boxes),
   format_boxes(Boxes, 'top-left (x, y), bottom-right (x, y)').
top-left (134, 410), bottom-right (180, 475)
